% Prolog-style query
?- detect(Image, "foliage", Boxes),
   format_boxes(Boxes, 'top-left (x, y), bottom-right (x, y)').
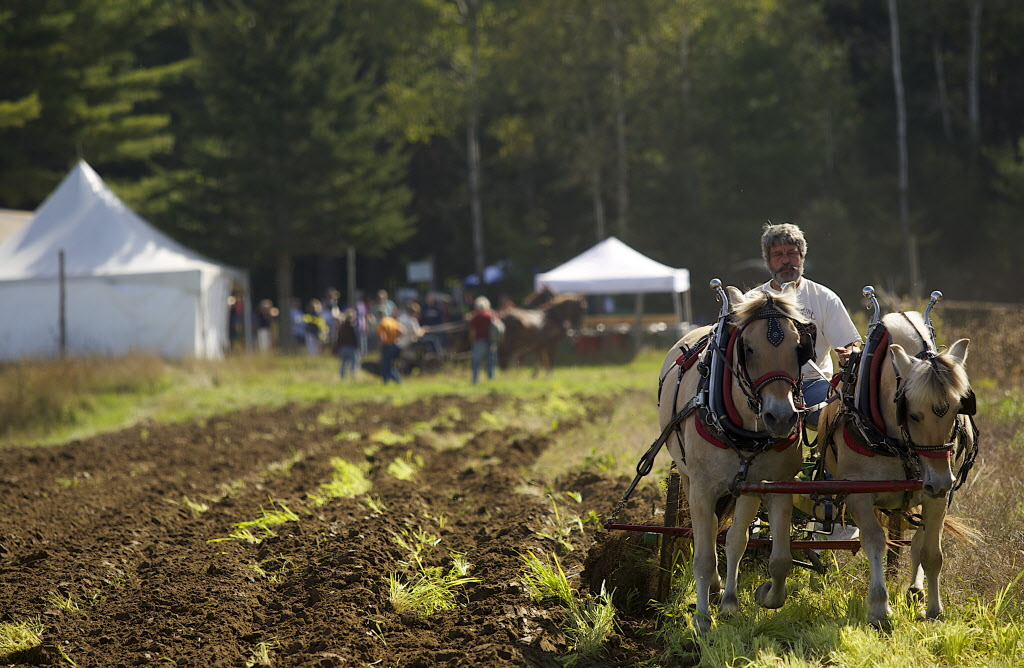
top-left (2, 2), bottom-right (1024, 310)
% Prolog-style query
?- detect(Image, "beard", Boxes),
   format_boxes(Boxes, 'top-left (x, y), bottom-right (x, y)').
top-left (772, 264), bottom-right (803, 286)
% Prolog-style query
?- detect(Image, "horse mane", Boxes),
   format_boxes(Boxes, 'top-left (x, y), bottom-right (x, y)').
top-left (729, 288), bottom-right (807, 328)
top-left (881, 310), bottom-right (969, 412)
top-left (900, 349), bottom-right (970, 414)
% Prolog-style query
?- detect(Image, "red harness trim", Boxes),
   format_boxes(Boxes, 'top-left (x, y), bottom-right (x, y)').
top-left (722, 327), bottom-right (743, 425)
top-left (842, 424), bottom-right (876, 457)
top-left (696, 418), bottom-right (797, 451)
top-left (868, 330), bottom-right (891, 431)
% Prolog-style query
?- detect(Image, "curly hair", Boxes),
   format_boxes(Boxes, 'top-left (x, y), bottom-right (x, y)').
top-left (760, 222), bottom-right (807, 270)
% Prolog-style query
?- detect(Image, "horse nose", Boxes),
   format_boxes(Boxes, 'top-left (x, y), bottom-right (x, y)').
top-left (762, 408), bottom-right (798, 437)
top-left (922, 483), bottom-right (948, 499)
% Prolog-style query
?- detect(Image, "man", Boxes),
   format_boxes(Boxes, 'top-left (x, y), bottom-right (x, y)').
top-left (375, 313), bottom-right (404, 384)
top-left (755, 222), bottom-right (862, 427)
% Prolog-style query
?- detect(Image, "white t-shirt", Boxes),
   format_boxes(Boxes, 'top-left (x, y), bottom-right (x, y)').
top-left (754, 278), bottom-right (862, 377)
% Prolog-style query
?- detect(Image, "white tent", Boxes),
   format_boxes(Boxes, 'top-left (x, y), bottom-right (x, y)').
top-left (0, 160), bottom-right (248, 360)
top-left (534, 236), bottom-right (692, 325)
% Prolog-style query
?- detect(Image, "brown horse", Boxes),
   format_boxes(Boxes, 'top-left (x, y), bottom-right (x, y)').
top-left (499, 294), bottom-right (587, 374)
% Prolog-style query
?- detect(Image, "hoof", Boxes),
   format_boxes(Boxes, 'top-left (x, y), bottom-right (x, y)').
top-left (869, 615), bottom-right (893, 633)
top-left (754, 581), bottom-right (786, 609)
top-left (719, 592), bottom-right (739, 615)
top-left (692, 611), bottom-right (713, 635)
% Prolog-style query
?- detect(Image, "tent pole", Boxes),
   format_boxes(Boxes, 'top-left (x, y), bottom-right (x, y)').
top-left (242, 271), bottom-right (254, 352)
top-left (59, 250), bottom-right (67, 358)
top-left (633, 293), bottom-right (644, 351)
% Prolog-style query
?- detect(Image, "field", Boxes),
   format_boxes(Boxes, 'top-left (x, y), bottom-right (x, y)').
top-left (1, 305), bottom-right (1023, 667)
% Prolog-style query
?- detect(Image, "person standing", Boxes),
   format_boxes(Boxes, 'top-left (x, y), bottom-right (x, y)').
top-left (332, 308), bottom-right (359, 379)
top-left (375, 313), bottom-right (404, 384)
top-left (468, 296), bottom-right (498, 384)
top-left (754, 222), bottom-right (862, 427)
top-left (255, 299), bottom-right (278, 353)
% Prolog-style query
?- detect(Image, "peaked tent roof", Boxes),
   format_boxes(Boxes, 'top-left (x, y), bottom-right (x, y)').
top-left (0, 160), bottom-right (243, 282)
top-left (534, 236), bottom-right (689, 295)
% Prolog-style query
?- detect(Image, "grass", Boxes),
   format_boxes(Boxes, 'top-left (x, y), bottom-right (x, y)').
top-left (0, 619), bottom-right (44, 661)
top-left (648, 557), bottom-right (1024, 667)
top-left (521, 550), bottom-right (618, 665)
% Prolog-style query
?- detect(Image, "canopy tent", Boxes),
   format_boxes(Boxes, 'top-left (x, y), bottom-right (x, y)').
top-left (0, 160), bottom-right (248, 360)
top-left (534, 236), bottom-right (692, 326)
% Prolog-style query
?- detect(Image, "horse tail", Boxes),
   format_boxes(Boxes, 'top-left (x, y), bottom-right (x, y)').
top-left (942, 515), bottom-right (983, 546)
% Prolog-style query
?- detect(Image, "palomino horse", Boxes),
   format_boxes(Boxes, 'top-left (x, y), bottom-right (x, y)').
top-left (499, 294), bottom-right (586, 374)
top-left (817, 310), bottom-right (975, 629)
top-left (657, 283), bottom-right (814, 634)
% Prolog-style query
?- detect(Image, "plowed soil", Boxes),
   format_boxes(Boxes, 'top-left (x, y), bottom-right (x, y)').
top-left (0, 394), bottom-right (665, 667)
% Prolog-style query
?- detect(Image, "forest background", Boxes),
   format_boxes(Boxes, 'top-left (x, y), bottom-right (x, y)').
top-left (1, 0), bottom-right (1022, 325)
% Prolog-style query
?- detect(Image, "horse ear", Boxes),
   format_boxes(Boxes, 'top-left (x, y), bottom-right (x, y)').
top-left (725, 286), bottom-right (745, 306)
top-left (946, 338), bottom-right (970, 366)
top-left (889, 343), bottom-right (916, 378)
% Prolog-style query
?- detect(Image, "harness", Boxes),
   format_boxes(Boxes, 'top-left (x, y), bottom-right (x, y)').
top-left (823, 312), bottom-right (979, 507)
top-left (654, 294), bottom-right (812, 488)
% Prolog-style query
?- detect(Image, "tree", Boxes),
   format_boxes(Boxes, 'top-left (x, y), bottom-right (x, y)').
top-left (0, 0), bottom-right (184, 207)
top-left (183, 0), bottom-right (412, 348)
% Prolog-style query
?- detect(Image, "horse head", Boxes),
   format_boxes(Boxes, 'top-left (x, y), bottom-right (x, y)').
top-left (888, 339), bottom-right (972, 498)
top-left (726, 285), bottom-right (813, 438)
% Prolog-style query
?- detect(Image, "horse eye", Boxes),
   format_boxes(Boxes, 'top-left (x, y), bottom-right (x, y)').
top-left (909, 413), bottom-right (922, 423)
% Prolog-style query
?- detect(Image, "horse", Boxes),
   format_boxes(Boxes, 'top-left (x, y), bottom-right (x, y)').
top-left (657, 284), bottom-right (815, 634)
top-left (816, 310), bottom-right (976, 629)
top-left (498, 294), bottom-right (586, 375)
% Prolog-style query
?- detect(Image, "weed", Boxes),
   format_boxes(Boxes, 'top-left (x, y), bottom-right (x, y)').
top-left (44, 591), bottom-right (81, 613)
top-left (360, 495), bottom-right (388, 514)
top-left (181, 495), bottom-right (209, 516)
top-left (310, 457), bottom-right (371, 505)
top-left (392, 526), bottom-right (441, 571)
top-left (388, 566), bottom-right (479, 617)
top-left (387, 450), bottom-right (423, 481)
top-left (211, 500), bottom-right (298, 544)
top-left (520, 551), bottom-right (617, 665)
top-left (244, 639), bottom-right (278, 667)
top-left (0, 619), bottom-right (44, 660)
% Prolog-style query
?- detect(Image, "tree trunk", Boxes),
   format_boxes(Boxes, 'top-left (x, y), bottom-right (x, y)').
top-left (932, 36), bottom-right (953, 142)
top-left (967, 0), bottom-right (982, 169)
top-left (887, 0), bottom-right (920, 299)
top-left (462, 0), bottom-right (486, 285)
top-left (583, 96), bottom-right (606, 241)
top-left (276, 246), bottom-right (296, 353)
top-left (608, 1), bottom-right (628, 236)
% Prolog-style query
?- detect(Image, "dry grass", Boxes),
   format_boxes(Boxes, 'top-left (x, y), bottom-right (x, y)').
top-left (0, 353), bottom-right (167, 438)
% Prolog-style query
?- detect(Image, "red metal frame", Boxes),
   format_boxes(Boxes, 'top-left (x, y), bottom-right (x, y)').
top-left (606, 478), bottom-right (923, 552)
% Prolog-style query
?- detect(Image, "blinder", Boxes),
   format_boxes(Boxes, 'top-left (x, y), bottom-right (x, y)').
top-left (796, 322), bottom-right (816, 368)
top-left (959, 388), bottom-right (977, 416)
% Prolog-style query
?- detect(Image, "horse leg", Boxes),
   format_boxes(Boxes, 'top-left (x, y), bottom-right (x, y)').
top-left (754, 491), bottom-right (794, 609)
top-left (919, 498), bottom-right (948, 620)
top-left (721, 494), bottom-right (761, 614)
top-left (688, 489), bottom-right (720, 634)
top-left (847, 495), bottom-right (892, 628)
top-left (907, 522), bottom-right (926, 606)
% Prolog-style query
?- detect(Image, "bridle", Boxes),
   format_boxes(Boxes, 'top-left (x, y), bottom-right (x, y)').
top-left (892, 350), bottom-right (977, 460)
top-left (731, 296), bottom-right (814, 422)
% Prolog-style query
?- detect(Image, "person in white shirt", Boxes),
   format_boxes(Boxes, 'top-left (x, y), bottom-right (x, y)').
top-left (754, 222), bottom-right (862, 427)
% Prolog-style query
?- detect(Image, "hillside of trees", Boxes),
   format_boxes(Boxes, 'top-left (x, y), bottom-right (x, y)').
top-left (2, 0), bottom-right (1022, 320)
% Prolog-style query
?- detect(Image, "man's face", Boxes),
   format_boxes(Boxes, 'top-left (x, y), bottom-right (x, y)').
top-left (768, 243), bottom-right (804, 285)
